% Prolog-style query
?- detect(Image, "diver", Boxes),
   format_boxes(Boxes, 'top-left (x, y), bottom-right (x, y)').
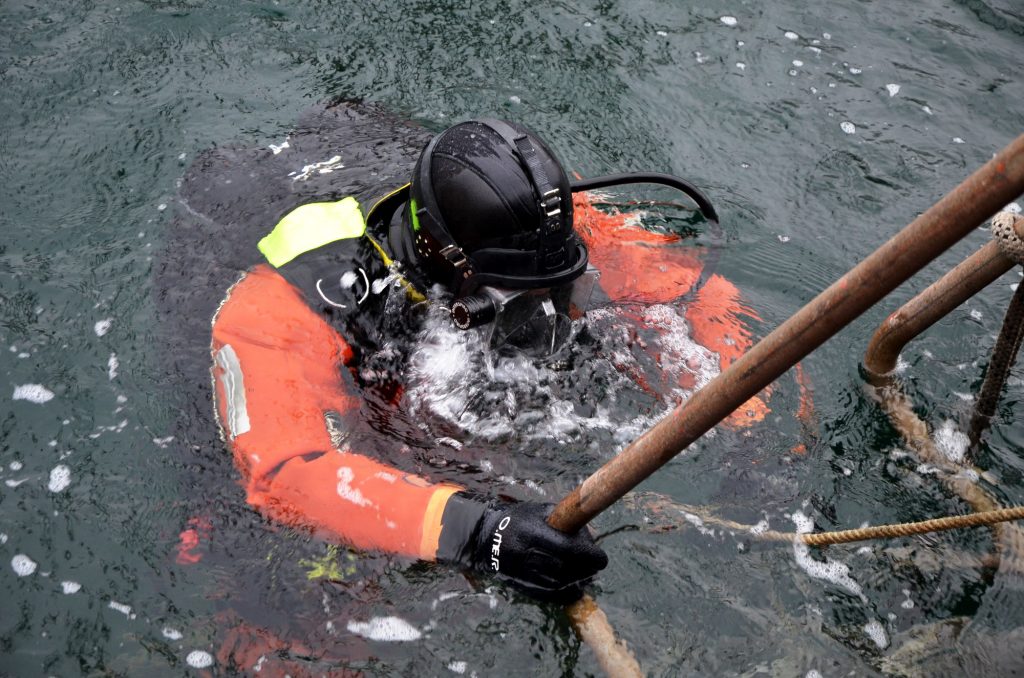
top-left (204, 108), bottom-right (744, 607)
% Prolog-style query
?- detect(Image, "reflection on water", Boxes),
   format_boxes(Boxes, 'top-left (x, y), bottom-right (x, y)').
top-left (2, 0), bottom-right (1024, 674)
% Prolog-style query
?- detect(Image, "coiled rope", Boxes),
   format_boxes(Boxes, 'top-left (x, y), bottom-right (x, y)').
top-left (990, 211), bottom-right (1024, 265)
top-left (969, 214), bottom-right (1024, 446)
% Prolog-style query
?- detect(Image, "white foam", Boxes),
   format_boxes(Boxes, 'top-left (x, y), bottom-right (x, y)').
top-left (10, 460), bottom-right (22, 471)
top-left (1006, 202), bottom-right (1022, 214)
top-left (954, 137), bottom-right (965, 144)
top-left (886, 83), bottom-right (901, 97)
top-left (269, 138), bottom-right (290, 155)
top-left (922, 105), bottom-right (933, 115)
top-left (13, 384), bottom-right (55, 404)
top-left (346, 616), bottom-right (422, 641)
top-left (12, 554), bottom-right (37, 576)
top-left (448, 661), bottom-right (468, 674)
top-left (108, 353), bottom-right (119, 380)
top-left (784, 31), bottom-right (799, 40)
top-left (162, 627), bottom-right (183, 640)
top-left (791, 512), bottom-right (866, 602)
top-left (109, 600), bottom-right (135, 618)
top-left (436, 436), bottom-right (463, 450)
top-left (720, 16), bottom-right (737, 26)
top-left (750, 519), bottom-right (769, 535)
top-left (405, 301), bottom-right (717, 444)
top-left (94, 319), bottom-right (112, 337)
top-left (841, 121), bottom-right (856, 134)
top-left (806, 672), bottom-right (823, 678)
top-left (681, 512), bottom-right (716, 537)
top-left (186, 650), bottom-right (214, 668)
top-left (792, 60), bottom-right (803, 67)
top-left (509, 95), bottom-right (522, 104)
top-left (934, 420), bottom-right (968, 464)
top-left (736, 62), bottom-right (746, 70)
top-left (61, 581), bottom-right (81, 594)
top-left (864, 619), bottom-right (889, 648)
top-left (48, 465), bottom-right (71, 493)
top-left (290, 155), bottom-right (344, 182)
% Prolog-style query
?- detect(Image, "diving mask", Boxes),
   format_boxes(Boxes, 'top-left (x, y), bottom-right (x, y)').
top-left (450, 266), bottom-right (600, 357)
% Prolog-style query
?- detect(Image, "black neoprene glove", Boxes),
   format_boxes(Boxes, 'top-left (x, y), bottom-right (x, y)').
top-left (436, 493), bottom-right (608, 604)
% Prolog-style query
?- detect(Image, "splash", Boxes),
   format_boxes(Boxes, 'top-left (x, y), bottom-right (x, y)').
top-left (934, 420), bottom-right (968, 464)
top-left (791, 512), bottom-right (866, 603)
top-left (11, 554), bottom-right (37, 576)
top-left (863, 619), bottom-right (889, 649)
top-left (13, 384), bottom-right (54, 404)
top-left (346, 616), bottom-right (422, 641)
top-left (48, 465), bottom-right (71, 493)
top-left (108, 600), bottom-right (135, 618)
top-left (404, 301), bottom-right (719, 443)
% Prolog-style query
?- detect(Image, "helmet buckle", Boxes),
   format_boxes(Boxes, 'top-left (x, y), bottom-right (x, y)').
top-left (439, 244), bottom-right (470, 269)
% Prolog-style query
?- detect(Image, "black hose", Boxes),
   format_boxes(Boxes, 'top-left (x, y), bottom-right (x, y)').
top-left (570, 172), bottom-right (719, 224)
top-left (571, 171), bottom-right (724, 304)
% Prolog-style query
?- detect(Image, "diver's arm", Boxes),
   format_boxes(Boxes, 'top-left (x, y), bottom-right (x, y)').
top-left (211, 263), bottom-right (462, 559)
top-left (211, 264), bottom-right (607, 596)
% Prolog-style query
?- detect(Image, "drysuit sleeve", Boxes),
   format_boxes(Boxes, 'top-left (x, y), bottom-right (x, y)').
top-left (210, 264), bottom-right (461, 559)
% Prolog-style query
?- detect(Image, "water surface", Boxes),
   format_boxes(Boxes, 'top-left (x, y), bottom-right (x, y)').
top-left (2, 1), bottom-right (1023, 675)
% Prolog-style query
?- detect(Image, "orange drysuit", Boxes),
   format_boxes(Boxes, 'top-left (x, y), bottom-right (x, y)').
top-left (209, 190), bottom-right (767, 564)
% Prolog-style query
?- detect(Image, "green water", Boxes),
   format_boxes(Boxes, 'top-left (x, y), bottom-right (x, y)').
top-left (2, 0), bottom-right (1023, 675)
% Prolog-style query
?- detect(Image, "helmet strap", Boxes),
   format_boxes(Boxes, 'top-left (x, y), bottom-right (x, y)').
top-left (479, 119), bottom-right (570, 276)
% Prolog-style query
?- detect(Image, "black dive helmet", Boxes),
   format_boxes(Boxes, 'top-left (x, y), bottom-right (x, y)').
top-left (406, 119), bottom-right (587, 299)
top-left (382, 118), bottom-right (719, 334)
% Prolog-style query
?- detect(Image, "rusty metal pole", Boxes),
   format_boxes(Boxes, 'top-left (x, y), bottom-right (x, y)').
top-left (862, 239), bottom-right (1018, 384)
top-left (549, 133), bottom-right (1024, 534)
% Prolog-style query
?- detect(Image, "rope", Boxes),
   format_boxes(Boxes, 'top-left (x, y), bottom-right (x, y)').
top-left (629, 493), bottom-right (1024, 548)
top-left (799, 506), bottom-right (1024, 546)
top-left (969, 277), bottom-right (1024, 446)
top-left (991, 211), bottom-right (1024, 265)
